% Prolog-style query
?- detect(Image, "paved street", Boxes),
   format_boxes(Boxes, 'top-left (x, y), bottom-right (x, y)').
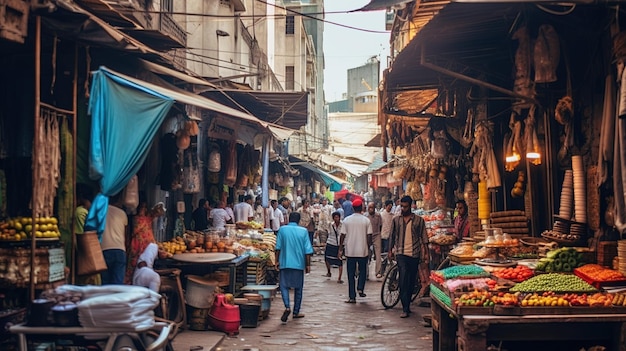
top-left (212, 255), bottom-right (433, 351)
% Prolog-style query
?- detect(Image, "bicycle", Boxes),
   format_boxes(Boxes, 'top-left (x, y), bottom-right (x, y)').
top-left (380, 255), bottom-right (451, 309)
top-left (380, 256), bottom-right (421, 309)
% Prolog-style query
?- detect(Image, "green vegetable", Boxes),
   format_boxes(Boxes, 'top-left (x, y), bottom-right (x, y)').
top-left (562, 263), bottom-right (572, 272)
top-left (509, 273), bottom-right (597, 293)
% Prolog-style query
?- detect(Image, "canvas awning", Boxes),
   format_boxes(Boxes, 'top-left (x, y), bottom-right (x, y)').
top-left (291, 161), bottom-right (348, 191)
top-left (99, 67), bottom-right (294, 140)
top-left (201, 90), bottom-right (309, 130)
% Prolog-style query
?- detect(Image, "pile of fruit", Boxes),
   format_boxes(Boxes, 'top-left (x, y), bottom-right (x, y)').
top-left (521, 292), bottom-right (570, 307)
top-left (575, 264), bottom-right (626, 282)
top-left (535, 247), bottom-right (585, 272)
top-left (235, 221), bottom-right (264, 230)
top-left (0, 216), bottom-right (60, 241)
top-left (492, 265), bottom-right (534, 282)
top-left (158, 236), bottom-right (187, 257)
top-left (509, 273), bottom-right (597, 293)
top-left (455, 290), bottom-right (495, 307)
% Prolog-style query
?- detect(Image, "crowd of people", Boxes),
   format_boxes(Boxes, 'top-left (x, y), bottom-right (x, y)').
top-left (75, 185), bottom-right (469, 323)
top-left (272, 192), bottom-right (471, 322)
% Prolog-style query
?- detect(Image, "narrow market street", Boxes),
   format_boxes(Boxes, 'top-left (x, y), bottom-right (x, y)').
top-left (172, 256), bottom-right (433, 351)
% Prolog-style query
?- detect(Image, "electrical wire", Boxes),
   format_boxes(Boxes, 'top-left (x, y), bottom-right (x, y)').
top-left (257, 0), bottom-right (390, 34)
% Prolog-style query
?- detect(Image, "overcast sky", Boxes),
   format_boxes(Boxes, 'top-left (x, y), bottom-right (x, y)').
top-left (323, 1), bottom-right (390, 103)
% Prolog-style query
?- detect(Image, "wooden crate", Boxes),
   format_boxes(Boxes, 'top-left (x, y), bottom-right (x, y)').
top-left (246, 261), bottom-right (266, 285)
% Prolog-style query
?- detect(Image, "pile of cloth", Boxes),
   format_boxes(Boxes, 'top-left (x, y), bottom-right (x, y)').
top-left (55, 284), bottom-right (160, 329)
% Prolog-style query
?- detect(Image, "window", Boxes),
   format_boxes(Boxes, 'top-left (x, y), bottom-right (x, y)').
top-left (161, 0), bottom-right (172, 13)
top-left (285, 66), bottom-right (294, 90)
top-left (285, 15), bottom-right (295, 35)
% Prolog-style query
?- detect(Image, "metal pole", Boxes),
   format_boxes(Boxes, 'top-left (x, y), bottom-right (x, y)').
top-left (30, 16), bottom-right (42, 301)
top-left (261, 136), bottom-right (270, 209)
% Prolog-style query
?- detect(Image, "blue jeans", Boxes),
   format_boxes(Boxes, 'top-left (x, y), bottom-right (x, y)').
top-left (346, 256), bottom-right (368, 300)
top-left (279, 268), bottom-right (304, 314)
top-left (101, 249), bottom-right (126, 285)
top-left (396, 254), bottom-right (419, 313)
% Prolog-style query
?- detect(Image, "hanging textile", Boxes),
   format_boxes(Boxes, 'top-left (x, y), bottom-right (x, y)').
top-left (85, 67), bottom-right (174, 235)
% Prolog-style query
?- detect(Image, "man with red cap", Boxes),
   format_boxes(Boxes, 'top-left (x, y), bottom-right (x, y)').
top-left (338, 198), bottom-right (372, 303)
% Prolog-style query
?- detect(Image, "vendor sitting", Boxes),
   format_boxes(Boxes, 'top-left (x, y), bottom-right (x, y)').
top-left (132, 242), bottom-right (161, 292)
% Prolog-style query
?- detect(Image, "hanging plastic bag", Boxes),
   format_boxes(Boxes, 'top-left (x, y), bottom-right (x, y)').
top-left (123, 175), bottom-right (139, 213)
top-left (182, 150), bottom-right (201, 194)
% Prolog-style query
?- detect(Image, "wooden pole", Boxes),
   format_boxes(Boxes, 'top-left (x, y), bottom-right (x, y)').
top-left (30, 16), bottom-right (41, 301)
top-left (70, 44), bottom-right (78, 284)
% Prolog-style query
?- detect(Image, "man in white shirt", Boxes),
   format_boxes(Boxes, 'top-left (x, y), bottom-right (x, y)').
top-left (234, 195), bottom-right (254, 223)
top-left (133, 242), bottom-right (161, 292)
top-left (210, 201), bottom-right (232, 229)
top-left (338, 198), bottom-right (372, 303)
top-left (270, 199), bottom-right (283, 234)
top-left (379, 199), bottom-right (395, 276)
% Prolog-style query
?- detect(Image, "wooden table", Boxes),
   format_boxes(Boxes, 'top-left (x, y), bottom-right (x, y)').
top-left (159, 254), bottom-right (249, 294)
top-left (431, 295), bottom-right (626, 351)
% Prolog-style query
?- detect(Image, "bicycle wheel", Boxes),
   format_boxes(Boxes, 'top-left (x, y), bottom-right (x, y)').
top-left (410, 270), bottom-right (422, 302)
top-left (380, 263), bottom-right (400, 309)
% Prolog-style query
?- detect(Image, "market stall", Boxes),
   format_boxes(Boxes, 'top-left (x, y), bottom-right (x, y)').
top-left (430, 246), bottom-right (626, 351)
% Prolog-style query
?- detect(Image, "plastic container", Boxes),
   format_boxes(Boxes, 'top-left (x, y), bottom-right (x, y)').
top-left (208, 294), bottom-right (240, 335)
top-left (239, 304), bottom-right (260, 328)
top-left (185, 275), bottom-right (218, 308)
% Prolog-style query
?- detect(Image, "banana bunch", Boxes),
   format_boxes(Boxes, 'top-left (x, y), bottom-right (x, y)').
top-left (612, 293), bottom-right (626, 306)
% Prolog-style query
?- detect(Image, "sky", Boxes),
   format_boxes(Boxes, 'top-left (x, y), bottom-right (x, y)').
top-left (323, 1), bottom-right (390, 103)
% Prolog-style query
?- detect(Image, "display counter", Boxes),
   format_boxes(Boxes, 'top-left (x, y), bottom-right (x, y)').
top-left (431, 293), bottom-right (626, 351)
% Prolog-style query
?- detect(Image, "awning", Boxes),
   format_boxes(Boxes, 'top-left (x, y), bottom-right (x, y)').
top-left (201, 90), bottom-right (309, 130)
top-left (140, 59), bottom-right (216, 87)
top-left (291, 161), bottom-right (348, 191)
top-left (358, 0), bottom-right (412, 11)
top-left (99, 67), bottom-right (295, 139)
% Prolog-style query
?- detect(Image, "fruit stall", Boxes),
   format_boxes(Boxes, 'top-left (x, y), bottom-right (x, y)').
top-left (155, 228), bottom-right (276, 295)
top-left (430, 247), bottom-right (626, 351)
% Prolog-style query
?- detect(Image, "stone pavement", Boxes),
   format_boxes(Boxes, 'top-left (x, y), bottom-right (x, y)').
top-left (171, 255), bottom-right (433, 351)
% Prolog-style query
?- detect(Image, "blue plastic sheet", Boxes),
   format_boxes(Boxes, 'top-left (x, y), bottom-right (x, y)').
top-left (84, 67), bottom-right (174, 236)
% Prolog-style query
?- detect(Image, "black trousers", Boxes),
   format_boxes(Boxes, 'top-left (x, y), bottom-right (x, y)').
top-left (396, 254), bottom-right (419, 313)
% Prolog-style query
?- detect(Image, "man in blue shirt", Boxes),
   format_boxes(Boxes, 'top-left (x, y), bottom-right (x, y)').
top-left (275, 212), bottom-right (314, 323)
top-left (342, 194), bottom-right (354, 218)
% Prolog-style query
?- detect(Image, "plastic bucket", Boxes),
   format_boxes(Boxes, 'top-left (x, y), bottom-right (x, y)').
top-left (239, 304), bottom-right (260, 328)
top-left (185, 275), bottom-right (218, 308)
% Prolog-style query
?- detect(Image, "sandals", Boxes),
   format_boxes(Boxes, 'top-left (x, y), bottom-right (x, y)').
top-left (358, 290), bottom-right (367, 297)
top-left (293, 313), bottom-right (305, 319)
top-left (337, 279), bottom-right (344, 284)
top-left (344, 299), bottom-right (356, 303)
top-left (323, 273), bottom-right (331, 277)
top-left (281, 309), bottom-right (291, 323)
top-left (375, 274), bottom-right (383, 279)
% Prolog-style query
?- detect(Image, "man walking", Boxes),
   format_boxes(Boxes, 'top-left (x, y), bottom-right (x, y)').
top-left (380, 199), bottom-right (395, 262)
top-left (342, 194), bottom-right (354, 218)
top-left (339, 198), bottom-right (372, 303)
top-left (101, 194), bottom-right (128, 285)
top-left (365, 202), bottom-right (383, 279)
top-left (275, 212), bottom-right (314, 323)
top-left (388, 195), bottom-right (429, 318)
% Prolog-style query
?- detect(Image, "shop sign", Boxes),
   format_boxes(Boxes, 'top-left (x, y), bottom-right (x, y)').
top-left (206, 115), bottom-right (239, 141)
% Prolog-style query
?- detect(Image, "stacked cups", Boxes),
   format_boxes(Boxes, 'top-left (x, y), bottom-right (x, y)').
top-left (558, 170), bottom-right (573, 220)
top-left (571, 156), bottom-right (586, 224)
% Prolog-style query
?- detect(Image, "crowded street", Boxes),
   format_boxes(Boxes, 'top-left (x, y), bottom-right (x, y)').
top-left (173, 256), bottom-right (433, 351)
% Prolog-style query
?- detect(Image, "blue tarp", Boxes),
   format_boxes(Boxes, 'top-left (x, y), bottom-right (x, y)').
top-left (84, 67), bottom-right (174, 236)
